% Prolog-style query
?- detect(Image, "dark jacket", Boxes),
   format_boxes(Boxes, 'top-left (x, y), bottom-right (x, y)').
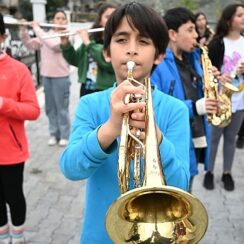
top-left (151, 48), bottom-right (211, 176)
top-left (207, 37), bottom-right (225, 69)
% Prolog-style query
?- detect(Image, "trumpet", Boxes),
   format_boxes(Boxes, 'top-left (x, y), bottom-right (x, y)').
top-left (105, 61), bottom-right (208, 243)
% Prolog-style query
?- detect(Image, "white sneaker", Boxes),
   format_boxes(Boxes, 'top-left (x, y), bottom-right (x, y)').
top-left (59, 139), bottom-right (68, 147)
top-left (48, 136), bottom-right (57, 146)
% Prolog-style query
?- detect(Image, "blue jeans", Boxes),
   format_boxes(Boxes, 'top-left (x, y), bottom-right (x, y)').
top-left (42, 76), bottom-right (70, 140)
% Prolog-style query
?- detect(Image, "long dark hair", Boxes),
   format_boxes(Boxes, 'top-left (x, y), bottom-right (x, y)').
top-left (195, 12), bottom-right (213, 43)
top-left (195, 12), bottom-right (208, 30)
top-left (0, 13), bottom-right (5, 35)
top-left (52, 9), bottom-right (67, 19)
top-left (90, 2), bottom-right (117, 43)
top-left (195, 12), bottom-right (207, 21)
top-left (212, 3), bottom-right (244, 40)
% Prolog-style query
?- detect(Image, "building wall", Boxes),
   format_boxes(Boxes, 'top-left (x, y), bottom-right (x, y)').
top-left (1, 0), bottom-right (18, 6)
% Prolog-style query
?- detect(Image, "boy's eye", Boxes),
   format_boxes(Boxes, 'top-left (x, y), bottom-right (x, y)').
top-left (115, 38), bottom-right (127, 43)
top-left (139, 37), bottom-right (152, 45)
top-left (139, 38), bottom-right (150, 45)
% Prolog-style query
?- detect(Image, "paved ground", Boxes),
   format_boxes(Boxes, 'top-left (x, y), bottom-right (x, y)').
top-left (23, 70), bottom-right (244, 243)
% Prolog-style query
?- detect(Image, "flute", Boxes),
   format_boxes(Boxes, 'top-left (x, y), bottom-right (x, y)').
top-left (4, 20), bottom-right (68, 29)
top-left (42, 27), bottom-right (105, 39)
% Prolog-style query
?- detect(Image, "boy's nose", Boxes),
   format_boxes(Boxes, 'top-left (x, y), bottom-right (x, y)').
top-left (126, 50), bottom-right (137, 56)
top-left (126, 41), bottom-right (138, 56)
top-left (193, 29), bottom-right (198, 39)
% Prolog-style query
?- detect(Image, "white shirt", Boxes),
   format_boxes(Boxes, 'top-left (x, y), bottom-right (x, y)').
top-left (223, 36), bottom-right (244, 112)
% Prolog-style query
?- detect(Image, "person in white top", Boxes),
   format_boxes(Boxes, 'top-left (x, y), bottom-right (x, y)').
top-left (203, 3), bottom-right (244, 191)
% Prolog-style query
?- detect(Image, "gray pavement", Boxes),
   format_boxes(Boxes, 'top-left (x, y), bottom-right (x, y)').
top-left (23, 70), bottom-right (244, 243)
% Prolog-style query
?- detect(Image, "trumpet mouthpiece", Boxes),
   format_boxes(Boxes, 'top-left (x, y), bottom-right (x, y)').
top-left (127, 61), bottom-right (135, 72)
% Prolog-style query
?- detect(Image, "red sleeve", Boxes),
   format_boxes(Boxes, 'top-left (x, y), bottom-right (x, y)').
top-left (0, 62), bottom-right (41, 121)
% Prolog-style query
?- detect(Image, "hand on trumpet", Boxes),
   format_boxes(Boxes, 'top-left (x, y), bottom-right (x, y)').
top-left (109, 80), bottom-right (146, 137)
top-left (97, 80), bottom-right (145, 150)
top-left (108, 80), bottom-right (162, 145)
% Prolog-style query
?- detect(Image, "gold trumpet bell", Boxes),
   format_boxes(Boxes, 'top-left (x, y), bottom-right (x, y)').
top-left (106, 186), bottom-right (208, 243)
top-left (106, 61), bottom-right (208, 243)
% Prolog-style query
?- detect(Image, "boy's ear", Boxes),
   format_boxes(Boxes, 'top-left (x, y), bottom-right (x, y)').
top-left (168, 29), bottom-right (177, 42)
top-left (154, 53), bottom-right (165, 65)
top-left (103, 49), bottom-right (111, 63)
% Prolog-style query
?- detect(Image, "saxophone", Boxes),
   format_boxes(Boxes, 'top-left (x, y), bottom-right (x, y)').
top-left (105, 61), bottom-right (208, 243)
top-left (200, 46), bottom-right (239, 127)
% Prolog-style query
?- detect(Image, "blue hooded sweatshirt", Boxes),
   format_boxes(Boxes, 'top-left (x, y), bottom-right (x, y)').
top-left (151, 48), bottom-right (211, 177)
top-left (60, 85), bottom-right (190, 243)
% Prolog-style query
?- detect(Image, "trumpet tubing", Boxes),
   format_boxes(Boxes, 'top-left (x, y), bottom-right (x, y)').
top-left (106, 61), bottom-right (208, 244)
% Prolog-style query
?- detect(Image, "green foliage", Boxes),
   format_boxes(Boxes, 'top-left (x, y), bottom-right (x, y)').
top-left (180, 0), bottom-right (197, 11)
top-left (18, 0), bottom-right (33, 21)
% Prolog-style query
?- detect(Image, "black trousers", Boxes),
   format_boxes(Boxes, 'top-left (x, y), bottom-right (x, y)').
top-left (238, 119), bottom-right (244, 137)
top-left (0, 163), bottom-right (26, 226)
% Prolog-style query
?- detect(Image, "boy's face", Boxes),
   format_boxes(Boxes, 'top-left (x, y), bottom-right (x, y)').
top-left (103, 16), bottom-right (163, 84)
top-left (169, 20), bottom-right (198, 53)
